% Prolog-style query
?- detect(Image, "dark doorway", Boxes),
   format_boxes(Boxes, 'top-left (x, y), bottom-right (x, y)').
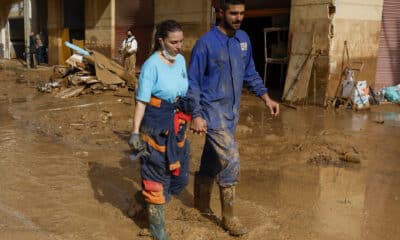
top-left (64, 0), bottom-right (85, 41)
top-left (9, 17), bottom-right (24, 59)
top-left (241, 14), bottom-right (290, 98)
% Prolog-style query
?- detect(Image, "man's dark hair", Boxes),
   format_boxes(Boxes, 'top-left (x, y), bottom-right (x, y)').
top-left (221, 0), bottom-right (245, 10)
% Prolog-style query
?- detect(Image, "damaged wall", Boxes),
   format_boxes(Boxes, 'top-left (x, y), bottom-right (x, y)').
top-left (47, 0), bottom-right (62, 65)
top-left (0, 1), bottom-right (24, 59)
top-left (0, 16), bottom-right (6, 58)
top-left (85, 0), bottom-right (113, 57)
top-left (329, 0), bottom-right (383, 98)
top-left (287, 0), bottom-right (383, 105)
top-left (154, 0), bottom-right (212, 62)
top-left (48, 0), bottom-right (113, 64)
top-left (115, 0), bottom-right (154, 69)
top-left (286, 0), bottom-right (333, 104)
top-left (31, 0), bottom-right (47, 34)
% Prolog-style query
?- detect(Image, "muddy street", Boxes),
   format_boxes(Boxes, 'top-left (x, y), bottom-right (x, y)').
top-left (1, 62), bottom-right (400, 240)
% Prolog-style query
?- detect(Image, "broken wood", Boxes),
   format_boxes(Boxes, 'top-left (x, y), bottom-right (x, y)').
top-left (283, 32), bottom-right (315, 103)
top-left (41, 49), bottom-right (134, 98)
top-left (282, 48), bottom-right (314, 102)
top-left (92, 51), bottom-right (136, 85)
top-left (55, 86), bottom-right (85, 99)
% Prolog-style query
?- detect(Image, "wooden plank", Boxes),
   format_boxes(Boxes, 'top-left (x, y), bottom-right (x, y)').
top-left (92, 51), bottom-right (136, 86)
top-left (283, 54), bottom-right (308, 101)
top-left (283, 32), bottom-right (315, 102)
top-left (94, 60), bottom-right (125, 85)
top-left (55, 86), bottom-right (85, 99)
top-left (289, 56), bottom-right (315, 102)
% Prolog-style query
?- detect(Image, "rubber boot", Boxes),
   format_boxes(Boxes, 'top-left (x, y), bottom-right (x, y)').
top-left (194, 172), bottom-right (214, 215)
top-left (147, 204), bottom-right (169, 240)
top-left (219, 186), bottom-right (249, 236)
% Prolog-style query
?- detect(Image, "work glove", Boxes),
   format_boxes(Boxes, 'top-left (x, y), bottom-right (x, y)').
top-left (128, 132), bottom-right (145, 151)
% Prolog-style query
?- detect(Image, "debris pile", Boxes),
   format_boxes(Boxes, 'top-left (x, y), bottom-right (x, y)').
top-left (376, 84), bottom-right (400, 104)
top-left (38, 42), bottom-right (136, 98)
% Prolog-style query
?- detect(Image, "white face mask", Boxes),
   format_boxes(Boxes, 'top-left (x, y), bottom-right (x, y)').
top-left (162, 44), bottom-right (177, 61)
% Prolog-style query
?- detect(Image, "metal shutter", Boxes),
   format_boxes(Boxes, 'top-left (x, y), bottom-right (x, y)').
top-left (375, 0), bottom-right (400, 90)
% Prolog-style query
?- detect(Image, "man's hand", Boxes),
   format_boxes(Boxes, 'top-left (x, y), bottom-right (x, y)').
top-left (262, 94), bottom-right (280, 117)
top-left (128, 132), bottom-right (145, 150)
top-left (190, 117), bottom-right (207, 134)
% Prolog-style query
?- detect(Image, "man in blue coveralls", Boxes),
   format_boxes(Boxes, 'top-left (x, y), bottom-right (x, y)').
top-left (187, 0), bottom-right (280, 236)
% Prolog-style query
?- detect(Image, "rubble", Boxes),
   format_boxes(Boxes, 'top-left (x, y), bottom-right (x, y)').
top-left (38, 42), bottom-right (136, 98)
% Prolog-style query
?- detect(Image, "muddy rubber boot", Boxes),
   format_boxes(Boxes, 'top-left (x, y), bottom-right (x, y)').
top-left (194, 172), bottom-right (214, 215)
top-left (147, 204), bottom-right (169, 240)
top-left (219, 186), bottom-right (249, 236)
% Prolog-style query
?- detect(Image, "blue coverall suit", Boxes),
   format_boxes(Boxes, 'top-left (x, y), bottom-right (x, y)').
top-left (187, 26), bottom-right (268, 187)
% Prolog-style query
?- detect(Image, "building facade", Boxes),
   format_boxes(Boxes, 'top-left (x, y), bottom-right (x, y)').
top-left (1, 0), bottom-right (396, 105)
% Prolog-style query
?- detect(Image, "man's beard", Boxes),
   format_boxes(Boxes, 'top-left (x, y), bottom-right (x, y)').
top-left (223, 18), bottom-right (241, 32)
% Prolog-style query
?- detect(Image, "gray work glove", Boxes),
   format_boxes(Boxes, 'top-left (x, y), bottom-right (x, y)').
top-left (128, 132), bottom-right (145, 151)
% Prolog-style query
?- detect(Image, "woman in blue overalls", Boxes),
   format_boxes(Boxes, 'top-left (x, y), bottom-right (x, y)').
top-left (128, 19), bottom-right (193, 240)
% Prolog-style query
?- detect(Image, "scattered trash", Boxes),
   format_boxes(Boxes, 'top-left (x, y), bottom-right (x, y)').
top-left (341, 68), bottom-right (355, 98)
top-left (384, 84), bottom-right (400, 103)
top-left (37, 82), bottom-right (61, 93)
top-left (375, 88), bottom-right (386, 103)
top-left (352, 80), bottom-right (370, 110)
top-left (341, 152), bottom-right (361, 163)
top-left (64, 41), bottom-right (91, 56)
top-left (36, 42), bottom-right (136, 98)
top-left (373, 119), bottom-right (385, 124)
top-left (55, 86), bottom-right (86, 99)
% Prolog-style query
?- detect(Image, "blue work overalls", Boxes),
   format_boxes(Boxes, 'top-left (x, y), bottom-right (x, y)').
top-left (188, 26), bottom-right (268, 186)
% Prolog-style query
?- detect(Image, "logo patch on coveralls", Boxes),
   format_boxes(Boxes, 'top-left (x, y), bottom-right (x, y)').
top-left (240, 42), bottom-right (247, 51)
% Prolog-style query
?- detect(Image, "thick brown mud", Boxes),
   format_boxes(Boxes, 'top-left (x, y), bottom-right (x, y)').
top-left (1, 60), bottom-right (400, 239)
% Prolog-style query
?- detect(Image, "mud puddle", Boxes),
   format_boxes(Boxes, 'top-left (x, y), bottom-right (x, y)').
top-left (233, 98), bottom-right (400, 240)
top-left (0, 103), bottom-right (140, 240)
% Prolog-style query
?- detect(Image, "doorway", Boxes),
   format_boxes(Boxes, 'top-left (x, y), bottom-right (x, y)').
top-left (63, 0), bottom-right (85, 41)
top-left (8, 17), bottom-right (24, 59)
top-left (241, 14), bottom-right (290, 98)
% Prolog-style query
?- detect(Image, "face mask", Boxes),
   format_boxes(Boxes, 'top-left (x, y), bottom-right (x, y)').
top-left (162, 44), bottom-right (177, 61)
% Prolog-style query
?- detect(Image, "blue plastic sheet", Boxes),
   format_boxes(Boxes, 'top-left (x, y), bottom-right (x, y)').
top-left (385, 84), bottom-right (400, 103)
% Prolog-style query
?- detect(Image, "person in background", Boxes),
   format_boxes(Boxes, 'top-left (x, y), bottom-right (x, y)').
top-left (128, 19), bottom-right (194, 240)
top-left (187, 0), bottom-right (280, 236)
top-left (29, 31), bottom-right (37, 68)
top-left (35, 31), bottom-right (46, 64)
top-left (119, 27), bottom-right (138, 76)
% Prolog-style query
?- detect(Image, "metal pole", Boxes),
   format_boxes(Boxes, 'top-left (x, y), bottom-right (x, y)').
top-left (24, 0), bottom-right (31, 68)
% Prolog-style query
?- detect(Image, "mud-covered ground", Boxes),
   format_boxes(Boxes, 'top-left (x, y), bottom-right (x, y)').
top-left (1, 60), bottom-right (400, 240)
